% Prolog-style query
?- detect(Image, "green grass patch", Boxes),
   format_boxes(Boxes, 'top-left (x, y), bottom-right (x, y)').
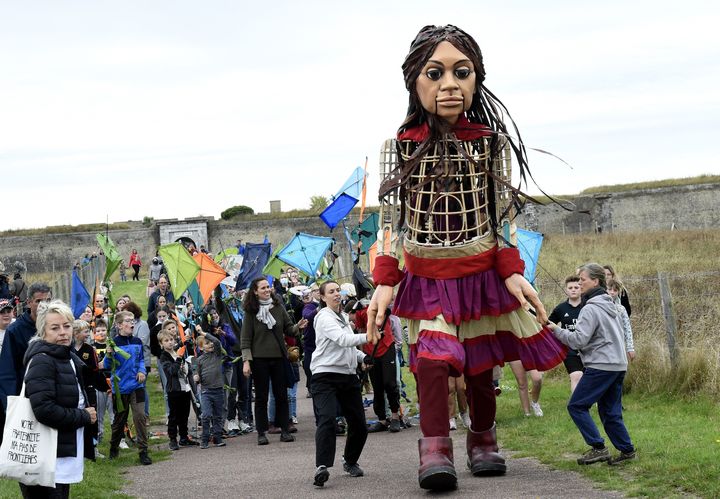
top-left (110, 281), bottom-right (150, 320)
top-left (495, 370), bottom-right (720, 498)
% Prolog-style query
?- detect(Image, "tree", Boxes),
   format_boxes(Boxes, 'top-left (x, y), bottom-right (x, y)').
top-left (310, 195), bottom-right (329, 211)
top-left (221, 205), bottom-right (254, 220)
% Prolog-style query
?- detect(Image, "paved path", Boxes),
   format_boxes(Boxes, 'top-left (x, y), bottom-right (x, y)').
top-left (124, 383), bottom-right (623, 498)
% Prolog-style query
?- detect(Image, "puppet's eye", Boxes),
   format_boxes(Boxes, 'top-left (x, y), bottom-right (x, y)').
top-left (425, 68), bottom-right (442, 81)
top-left (454, 68), bottom-right (472, 79)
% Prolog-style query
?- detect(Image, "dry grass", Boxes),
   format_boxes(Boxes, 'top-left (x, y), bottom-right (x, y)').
top-left (579, 173), bottom-right (720, 195)
top-left (0, 222), bottom-right (131, 236)
top-left (535, 229), bottom-right (720, 397)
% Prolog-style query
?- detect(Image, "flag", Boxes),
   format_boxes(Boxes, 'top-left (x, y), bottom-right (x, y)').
top-left (70, 270), bottom-right (90, 319)
top-left (236, 242), bottom-right (272, 290)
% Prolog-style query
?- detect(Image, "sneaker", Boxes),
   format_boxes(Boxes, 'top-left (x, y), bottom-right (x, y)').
top-left (119, 438), bottom-right (129, 449)
top-left (267, 425), bottom-right (281, 435)
top-left (257, 433), bottom-right (269, 446)
top-left (459, 412), bottom-right (471, 429)
top-left (109, 447), bottom-right (119, 459)
top-left (139, 451), bottom-right (152, 465)
top-left (388, 419), bottom-right (402, 433)
top-left (530, 401), bottom-right (544, 417)
top-left (313, 465), bottom-right (329, 487)
top-left (608, 450), bottom-right (636, 465)
top-left (343, 461), bottom-right (364, 477)
top-left (577, 447), bottom-right (610, 465)
top-left (228, 429), bottom-right (241, 437)
top-left (179, 437), bottom-right (200, 447)
top-left (367, 421), bottom-right (388, 433)
top-left (168, 438), bottom-right (179, 451)
top-left (290, 416), bottom-right (298, 424)
top-left (239, 421), bottom-right (253, 434)
top-left (94, 448), bottom-right (105, 459)
top-left (214, 438), bottom-right (226, 447)
top-left (449, 417), bottom-right (457, 431)
top-left (280, 431), bottom-right (295, 443)
top-left (200, 441), bottom-right (210, 449)
top-left (227, 419), bottom-right (239, 432)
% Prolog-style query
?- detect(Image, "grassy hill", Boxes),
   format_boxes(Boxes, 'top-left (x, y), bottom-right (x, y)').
top-left (535, 228), bottom-right (720, 397)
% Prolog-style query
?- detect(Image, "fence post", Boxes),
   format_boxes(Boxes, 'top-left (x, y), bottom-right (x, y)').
top-left (658, 272), bottom-right (679, 369)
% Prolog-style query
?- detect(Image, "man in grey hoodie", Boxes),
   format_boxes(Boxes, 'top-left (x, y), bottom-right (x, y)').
top-left (549, 263), bottom-right (636, 466)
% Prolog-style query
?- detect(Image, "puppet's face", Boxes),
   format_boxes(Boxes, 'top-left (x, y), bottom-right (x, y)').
top-left (416, 41), bottom-right (476, 125)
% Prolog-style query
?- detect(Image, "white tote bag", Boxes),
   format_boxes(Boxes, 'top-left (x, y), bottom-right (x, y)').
top-left (0, 360), bottom-right (58, 487)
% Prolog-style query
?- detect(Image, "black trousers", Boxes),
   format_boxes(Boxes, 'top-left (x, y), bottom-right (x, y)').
top-left (167, 391), bottom-right (191, 439)
top-left (368, 347), bottom-right (400, 420)
top-left (132, 264), bottom-right (140, 280)
top-left (251, 358), bottom-right (289, 433)
top-left (20, 483), bottom-right (70, 499)
top-left (311, 372), bottom-right (368, 468)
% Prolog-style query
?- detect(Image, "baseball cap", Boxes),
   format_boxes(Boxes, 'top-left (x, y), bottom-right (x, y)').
top-left (0, 299), bottom-right (13, 312)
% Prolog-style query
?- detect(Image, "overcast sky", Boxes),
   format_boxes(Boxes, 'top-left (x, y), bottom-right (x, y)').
top-left (1, 0), bottom-right (718, 231)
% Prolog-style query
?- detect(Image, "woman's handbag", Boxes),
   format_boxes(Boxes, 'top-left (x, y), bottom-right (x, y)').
top-left (270, 331), bottom-right (300, 388)
top-left (0, 360), bottom-right (58, 487)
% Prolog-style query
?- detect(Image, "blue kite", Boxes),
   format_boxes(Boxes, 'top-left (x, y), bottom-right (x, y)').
top-left (516, 228), bottom-right (544, 284)
top-left (320, 166), bottom-right (367, 230)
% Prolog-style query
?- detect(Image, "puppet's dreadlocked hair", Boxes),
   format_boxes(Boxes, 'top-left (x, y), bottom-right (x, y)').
top-left (380, 25), bottom-right (531, 231)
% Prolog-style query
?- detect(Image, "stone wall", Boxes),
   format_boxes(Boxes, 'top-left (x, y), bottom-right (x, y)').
top-left (517, 183), bottom-right (720, 234)
top-left (0, 227), bottom-right (157, 275)
top-left (2, 182), bottom-right (718, 275)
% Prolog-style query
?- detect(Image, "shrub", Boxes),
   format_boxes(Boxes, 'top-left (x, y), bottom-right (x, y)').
top-left (221, 205), bottom-right (254, 220)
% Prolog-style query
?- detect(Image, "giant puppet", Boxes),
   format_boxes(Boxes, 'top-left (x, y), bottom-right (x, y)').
top-left (367, 25), bottom-right (567, 491)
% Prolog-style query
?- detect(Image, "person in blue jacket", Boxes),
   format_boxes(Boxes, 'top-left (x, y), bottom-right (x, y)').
top-left (105, 310), bottom-right (152, 465)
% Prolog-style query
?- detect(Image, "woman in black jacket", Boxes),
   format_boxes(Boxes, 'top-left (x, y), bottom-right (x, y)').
top-left (241, 277), bottom-right (307, 445)
top-left (21, 300), bottom-right (97, 499)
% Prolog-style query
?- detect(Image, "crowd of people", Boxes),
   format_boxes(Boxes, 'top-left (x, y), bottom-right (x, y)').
top-left (0, 251), bottom-right (639, 496)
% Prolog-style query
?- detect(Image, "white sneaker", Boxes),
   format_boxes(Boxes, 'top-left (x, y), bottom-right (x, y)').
top-left (227, 419), bottom-right (239, 432)
top-left (119, 438), bottom-right (129, 449)
top-left (459, 412), bottom-right (471, 429)
top-left (530, 401), bottom-right (544, 417)
top-left (95, 448), bottom-right (105, 459)
top-left (449, 417), bottom-right (457, 431)
top-left (238, 421), bottom-right (253, 434)
top-left (290, 416), bottom-right (298, 424)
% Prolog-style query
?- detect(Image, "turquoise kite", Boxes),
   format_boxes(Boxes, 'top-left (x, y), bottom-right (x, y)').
top-left (275, 233), bottom-right (333, 279)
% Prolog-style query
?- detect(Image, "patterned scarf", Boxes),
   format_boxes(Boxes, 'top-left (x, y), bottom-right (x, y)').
top-left (256, 298), bottom-right (276, 329)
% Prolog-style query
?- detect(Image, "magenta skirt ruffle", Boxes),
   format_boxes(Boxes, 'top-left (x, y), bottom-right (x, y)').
top-left (393, 267), bottom-right (519, 325)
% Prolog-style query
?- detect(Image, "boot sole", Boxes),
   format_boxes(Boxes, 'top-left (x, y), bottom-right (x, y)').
top-left (577, 456), bottom-right (610, 465)
top-left (468, 460), bottom-right (507, 476)
top-left (419, 468), bottom-right (457, 490)
top-left (313, 469), bottom-right (329, 487)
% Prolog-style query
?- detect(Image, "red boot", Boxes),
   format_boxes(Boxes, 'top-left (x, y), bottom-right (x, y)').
top-left (418, 437), bottom-right (457, 490)
top-left (466, 423), bottom-right (506, 475)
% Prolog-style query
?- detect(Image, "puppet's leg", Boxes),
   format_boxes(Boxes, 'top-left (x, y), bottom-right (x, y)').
top-left (465, 368), bottom-right (506, 475)
top-left (412, 321), bottom-right (465, 490)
